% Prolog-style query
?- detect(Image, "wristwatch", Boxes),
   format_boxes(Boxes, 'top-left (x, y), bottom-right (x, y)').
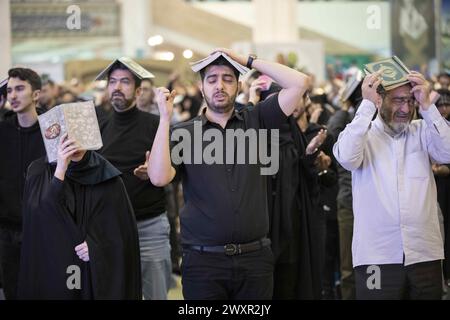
top-left (246, 54), bottom-right (257, 69)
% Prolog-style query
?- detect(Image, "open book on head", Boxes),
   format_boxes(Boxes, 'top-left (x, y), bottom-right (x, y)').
top-left (190, 51), bottom-right (249, 75)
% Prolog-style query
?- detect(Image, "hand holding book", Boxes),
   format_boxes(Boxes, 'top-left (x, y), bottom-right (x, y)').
top-left (362, 71), bottom-right (383, 107)
top-left (408, 71), bottom-right (432, 110)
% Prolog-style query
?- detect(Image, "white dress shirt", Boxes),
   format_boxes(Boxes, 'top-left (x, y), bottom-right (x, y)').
top-left (333, 99), bottom-right (450, 267)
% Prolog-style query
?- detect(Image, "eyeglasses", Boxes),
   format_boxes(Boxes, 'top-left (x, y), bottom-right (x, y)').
top-left (390, 97), bottom-right (418, 107)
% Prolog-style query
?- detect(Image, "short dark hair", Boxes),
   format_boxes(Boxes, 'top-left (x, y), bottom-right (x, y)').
top-left (141, 78), bottom-right (154, 86)
top-left (199, 56), bottom-right (240, 82)
top-left (437, 88), bottom-right (450, 106)
top-left (8, 67), bottom-right (42, 91)
top-left (107, 62), bottom-right (141, 88)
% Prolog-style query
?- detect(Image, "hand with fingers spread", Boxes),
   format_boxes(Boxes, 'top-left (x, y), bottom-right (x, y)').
top-left (362, 71), bottom-right (383, 106)
top-left (133, 151), bottom-right (150, 180)
top-left (54, 133), bottom-right (81, 181)
top-left (75, 241), bottom-right (89, 262)
top-left (306, 129), bottom-right (327, 155)
top-left (155, 87), bottom-right (176, 122)
top-left (407, 71), bottom-right (432, 111)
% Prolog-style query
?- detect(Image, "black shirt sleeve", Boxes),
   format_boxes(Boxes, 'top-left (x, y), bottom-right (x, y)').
top-left (257, 93), bottom-right (288, 129)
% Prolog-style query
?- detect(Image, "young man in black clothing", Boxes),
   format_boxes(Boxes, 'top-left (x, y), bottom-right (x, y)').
top-left (148, 48), bottom-right (310, 300)
top-left (96, 58), bottom-right (171, 300)
top-left (0, 68), bottom-right (46, 299)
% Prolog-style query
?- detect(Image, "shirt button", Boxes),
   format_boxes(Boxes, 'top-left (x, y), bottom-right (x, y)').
top-left (227, 168), bottom-right (232, 173)
top-left (231, 188), bottom-right (236, 192)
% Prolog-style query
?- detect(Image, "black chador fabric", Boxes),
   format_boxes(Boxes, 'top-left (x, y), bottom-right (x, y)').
top-left (18, 152), bottom-right (141, 299)
top-left (268, 117), bottom-right (321, 300)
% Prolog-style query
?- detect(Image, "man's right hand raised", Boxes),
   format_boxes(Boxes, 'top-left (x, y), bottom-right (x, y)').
top-left (362, 71), bottom-right (383, 107)
top-left (155, 87), bottom-right (176, 122)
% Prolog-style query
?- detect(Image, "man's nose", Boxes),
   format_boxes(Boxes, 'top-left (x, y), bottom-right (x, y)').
top-left (400, 102), bottom-right (411, 113)
top-left (8, 90), bottom-right (17, 100)
top-left (216, 79), bottom-right (224, 90)
top-left (113, 81), bottom-right (122, 91)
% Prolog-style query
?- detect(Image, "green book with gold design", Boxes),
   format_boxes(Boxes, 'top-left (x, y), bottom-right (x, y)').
top-left (364, 56), bottom-right (411, 91)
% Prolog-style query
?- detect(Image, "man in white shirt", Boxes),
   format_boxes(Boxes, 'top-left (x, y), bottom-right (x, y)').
top-left (333, 70), bottom-right (450, 299)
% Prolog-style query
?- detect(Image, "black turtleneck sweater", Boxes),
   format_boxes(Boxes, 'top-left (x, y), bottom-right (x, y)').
top-left (99, 106), bottom-right (166, 221)
top-left (0, 113), bottom-right (46, 228)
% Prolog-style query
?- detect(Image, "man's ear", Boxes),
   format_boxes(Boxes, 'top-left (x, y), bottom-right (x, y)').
top-left (136, 86), bottom-right (142, 97)
top-left (237, 81), bottom-right (242, 94)
top-left (32, 90), bottom-right (41, 104)
top-left (199, 83), bottom-right (204, 98)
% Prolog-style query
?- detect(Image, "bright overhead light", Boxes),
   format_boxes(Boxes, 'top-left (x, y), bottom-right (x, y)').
top-left (147, 35), bottom-right (164, 47)
top-left (153, 51), bottom-right (174, 61)
top-left (183, 49), bottom-right (193, 59)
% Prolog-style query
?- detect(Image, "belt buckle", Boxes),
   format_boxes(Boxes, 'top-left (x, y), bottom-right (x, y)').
top-left (224, 243), bottom-right (239, 256)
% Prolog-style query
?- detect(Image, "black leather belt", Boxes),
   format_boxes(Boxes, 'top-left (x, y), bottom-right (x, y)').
top-left (185, 238), bottom-right (271, 256)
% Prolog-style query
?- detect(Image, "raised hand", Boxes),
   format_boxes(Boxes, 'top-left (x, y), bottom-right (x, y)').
top-left (211, 48), bottom-right (248, 66)
top-left (362, 71), bottom-right (383, 106)
top-left (75, 241), bottom-right (89, 262)
top-left (306, 129), bottom-right (327, 155)
top-left (407, 71), bottom-right (432, 110)
top-left (54, 133), bottom-right (80, 180)
top-left (133, 151), bottom-right (150, 181)
top-left (155, 87), bottom-right (176, 122)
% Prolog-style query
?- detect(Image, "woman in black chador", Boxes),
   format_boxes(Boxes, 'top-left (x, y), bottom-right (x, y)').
top-left (18, 134), bottom-right (141, 299)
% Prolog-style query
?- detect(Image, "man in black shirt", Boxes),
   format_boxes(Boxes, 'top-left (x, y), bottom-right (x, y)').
top-left (95, 58), bottom-right (171, 300)
top-left (0, 68), bottom-right (46, 299)
top-left (148, 48), bottom-right (310, 299)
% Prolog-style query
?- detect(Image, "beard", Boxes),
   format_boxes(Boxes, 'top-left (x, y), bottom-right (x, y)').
top-left (380, 104), bottom-right (412, 134)
top-left (203, 90), bottom-right (237, 114)
top-left (110, 92), bottom-right (135, 112)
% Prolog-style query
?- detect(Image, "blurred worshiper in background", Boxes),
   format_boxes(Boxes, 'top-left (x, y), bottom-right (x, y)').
top-left (0, 68), bottom-right (46, 299)
top-left (432, 89), bottom-right (450, 287)
top-left (96, 57), bottom-right (172, 300)
top-left (334, 69), bottom-right (450, 300)
top-left (0, 78), bottom-right (10, 122)
top-left (38, 75), bottom-right (58, 111)
top-left (326, 70), bottom-right (364, 300)
top-left (245, 76), bottom-right (324, 299)
top-left (436, 72), bottom-right (450, 90)
top-left (136, 78), bottom-right (158, 115)
top-left (18, 134), bottom-right (141, 300)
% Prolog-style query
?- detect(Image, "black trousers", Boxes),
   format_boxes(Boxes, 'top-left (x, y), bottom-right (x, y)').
top-left (181, 246), bottom-right (274, 300)
top-left (355, 260), bottom-right (442, 300)
top-left (0, 226), bottom-right (22, 300)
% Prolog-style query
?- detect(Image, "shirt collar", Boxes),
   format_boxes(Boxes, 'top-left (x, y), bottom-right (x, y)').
top-left (200, 106), bottom-right (244, 127)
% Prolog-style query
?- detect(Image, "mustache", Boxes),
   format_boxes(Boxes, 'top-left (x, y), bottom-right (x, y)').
top-left (214, 91), bottom-right (228, 98)
top-left (112, 91), bottom-right (125, 98)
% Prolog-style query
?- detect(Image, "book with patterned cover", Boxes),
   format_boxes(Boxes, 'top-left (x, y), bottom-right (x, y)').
top-left (364, 56), bottom-right (411, 91)
top-left (38, 101), bottom-right (103, 163)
